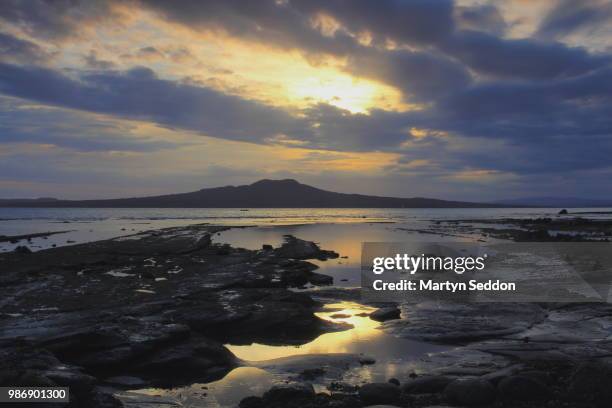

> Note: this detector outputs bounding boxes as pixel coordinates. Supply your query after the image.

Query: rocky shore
[236,216,612,408]
[436,216,612,242]
[239,300,612,408]
[0,225,341,407]
[1,220,612,408]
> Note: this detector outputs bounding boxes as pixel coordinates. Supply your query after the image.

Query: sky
[1,0,611,201]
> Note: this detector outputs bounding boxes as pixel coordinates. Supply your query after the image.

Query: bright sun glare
[288,75,386,114]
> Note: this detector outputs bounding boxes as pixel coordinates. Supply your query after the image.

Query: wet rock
[363,406,402,408]
[498,375,551,401]
[358,382,400,405]
[132,337,237,385]
[44,368,96,394]
[359,356,376,365]
[299,367,326,380]
[87,388,125,408]
[519,370,553,385]
[480,364,524,385]
[568,359,612,407]
[558,209,568,215]
[13,245,32,254]
[195,234,211,249]
[275,235,338,260]
[388,378,400,386]
[444,378,496,406]
[40,322,191,370]
[262,244,273,251]
[370,306,400,322]
[239,395,265,408]
[328,381,358,393]
[385,302,544,343]
[308,272,333,286]
[401,375,452,394]
[104,376,147,387]
[262,382,315,403]
[15,370,56,387]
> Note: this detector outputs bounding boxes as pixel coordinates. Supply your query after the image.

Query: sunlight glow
[227,302,380,361]
[288,75,382,113]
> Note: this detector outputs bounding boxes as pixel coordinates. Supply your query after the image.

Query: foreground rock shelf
[0,224,341,407]
[239,300,612,408]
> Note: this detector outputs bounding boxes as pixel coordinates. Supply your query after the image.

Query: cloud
[0,97,180,152]
[83,50,116,70]
[0,0,115,40]
[0,32,51,64]
[455,4,508,36]
[537,0,612,40]
[346,48,472,102]
[0,63,306,145]
[291,0,456,46]
[136,0,611,86]
[441,30,611,80]
[1,0,612,199]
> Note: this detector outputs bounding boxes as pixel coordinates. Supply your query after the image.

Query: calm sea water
[2,206,605,253]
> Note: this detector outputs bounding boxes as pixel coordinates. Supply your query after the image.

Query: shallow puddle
[120,301,447,408]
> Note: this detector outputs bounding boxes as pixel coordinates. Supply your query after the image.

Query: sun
[287,70,399,113]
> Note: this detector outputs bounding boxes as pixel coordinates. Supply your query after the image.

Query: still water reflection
[121,301,446,408]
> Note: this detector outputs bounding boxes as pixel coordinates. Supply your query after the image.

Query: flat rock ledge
[0,225,342,407]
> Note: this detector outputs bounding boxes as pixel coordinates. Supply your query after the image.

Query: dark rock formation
[0,225,343,405]
[444,378,497,406]
[498,375,551,401]
[358,382,401,405]
[369,306,401,322]
[402,375,452,394]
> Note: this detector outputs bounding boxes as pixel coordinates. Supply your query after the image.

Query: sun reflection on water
[227,302,380,361]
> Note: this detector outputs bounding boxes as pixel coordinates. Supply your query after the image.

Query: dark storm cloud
[454,4,507,36]
[291,0,456,46]
[441,30,611,80]
[537,0,612,40]
[138,0,611,84]
[0,0,113,39]
[346,48,472,102]
[0,0,612,188]
[139,0,362,57]
[304,103,412,150]
[0,63,307,145]
[0,62,417,152]
[0,97,179,152]
[0,32,50,64]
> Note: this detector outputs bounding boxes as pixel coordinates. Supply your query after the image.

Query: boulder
[444,378,496,406]
[370,307,400,322]
[44,368,96,394]
[498,375,551,401]
[402,376,452,394]
[568,359,612,407]
[358,382,400,405]
[275,235,338,260]
[262,382,315,403]
[132,337,236,385]
[308,273,333,286]
[13,245,32,254]
[239,396,264,408]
